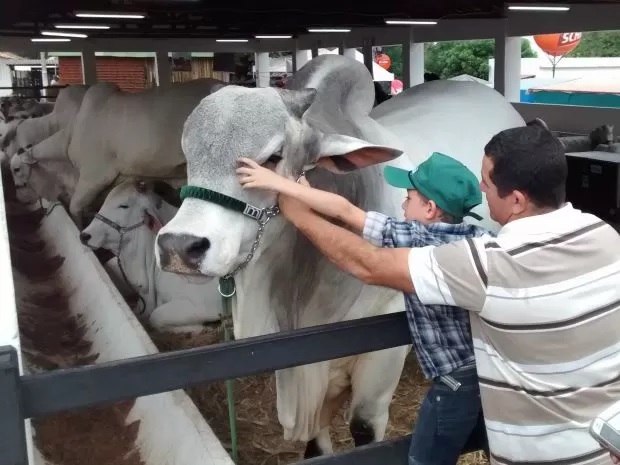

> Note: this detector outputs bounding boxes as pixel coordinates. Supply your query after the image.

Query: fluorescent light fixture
[508,5,570,11]
[31,38,71,42]
[255,35,293,39]
[385,19,438,25]
[75,11,145,19]
[42,30,88,38]
[307,28,351,33]
[55,24,111,29]
[215,39,249,42]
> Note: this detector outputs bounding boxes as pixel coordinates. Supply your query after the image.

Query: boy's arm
[276,177,367,233]
[237,157,366,233]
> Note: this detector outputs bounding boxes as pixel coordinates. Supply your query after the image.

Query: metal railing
[0,311,414,465]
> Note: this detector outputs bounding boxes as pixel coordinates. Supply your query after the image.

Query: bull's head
[9,146,38,204]
[154,84,402,277]
[80,180,167,254]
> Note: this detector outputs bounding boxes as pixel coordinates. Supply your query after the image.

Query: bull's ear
[135,179,148,193]
[275,88,317,119]
[20,147,37,165]
[313,133,403,174]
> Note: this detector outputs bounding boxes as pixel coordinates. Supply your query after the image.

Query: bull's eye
[13,167,20,173]
[266,155,282,164]
[119,204,129,209]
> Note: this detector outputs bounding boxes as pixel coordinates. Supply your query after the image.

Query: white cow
[65,78,227,224]
[79,179,222,333]
[154,54,525,456]
[0,85,89,162]
[9,128,77,205]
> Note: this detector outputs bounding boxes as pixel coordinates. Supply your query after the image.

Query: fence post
[0,345,29,465]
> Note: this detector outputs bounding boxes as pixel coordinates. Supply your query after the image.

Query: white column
[81,49,97,85]
[494,20,521,102]
[343,48,357,59]
[294,49,310,71]
[362,38,374,77]
[155,51,171,87]
[40,52,48,100]
[256,52,270,88]
[402,28,425,89]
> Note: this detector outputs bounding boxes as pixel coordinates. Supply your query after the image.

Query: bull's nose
[79,232,91,244]
[157,233,210,270]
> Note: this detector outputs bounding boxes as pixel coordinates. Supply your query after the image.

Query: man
[237,151,491,465]
[271,125,620,465]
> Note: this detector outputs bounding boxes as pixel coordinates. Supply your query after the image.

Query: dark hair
[484,124,567,209]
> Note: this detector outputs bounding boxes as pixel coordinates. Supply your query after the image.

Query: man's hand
[611,452,619,464]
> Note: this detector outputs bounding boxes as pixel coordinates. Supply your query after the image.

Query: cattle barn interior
[1,2,620,465]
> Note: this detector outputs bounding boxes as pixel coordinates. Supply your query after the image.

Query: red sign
[534,32,582,57]
[375,53,392,70]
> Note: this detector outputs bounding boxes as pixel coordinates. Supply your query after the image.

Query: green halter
[179,185,279,223]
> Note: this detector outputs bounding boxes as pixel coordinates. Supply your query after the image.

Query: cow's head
[155,84,402,277]
[9,146,38,203]
[80,179,167,254]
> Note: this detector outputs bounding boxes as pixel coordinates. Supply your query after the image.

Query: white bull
[9,128,77,205]
[153,54,525,456]
[80,179,222,333]
[0,85,89,161]
[65,78,226,224]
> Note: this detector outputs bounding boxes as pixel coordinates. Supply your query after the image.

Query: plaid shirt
[362,211,493,379]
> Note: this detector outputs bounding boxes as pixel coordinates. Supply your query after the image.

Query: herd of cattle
[0,54,530,457]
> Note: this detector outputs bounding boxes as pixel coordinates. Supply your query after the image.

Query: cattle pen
[0,159,422,465]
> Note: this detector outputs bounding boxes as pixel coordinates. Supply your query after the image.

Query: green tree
[424,38,536,80]
[569,31,620,57]
[378,39,535,81]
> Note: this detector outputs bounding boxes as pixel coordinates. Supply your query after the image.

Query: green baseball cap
[383,152,483,221]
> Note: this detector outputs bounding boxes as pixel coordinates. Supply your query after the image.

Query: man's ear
[313,132,403,174]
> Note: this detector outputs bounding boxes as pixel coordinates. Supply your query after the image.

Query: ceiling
[2,0,618,40]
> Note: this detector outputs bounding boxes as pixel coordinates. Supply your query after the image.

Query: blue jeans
[408,364,489,465]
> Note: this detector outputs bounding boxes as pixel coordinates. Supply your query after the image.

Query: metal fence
[0,311,414,465]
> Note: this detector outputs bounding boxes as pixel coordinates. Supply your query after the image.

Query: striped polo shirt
[408,202,620,465]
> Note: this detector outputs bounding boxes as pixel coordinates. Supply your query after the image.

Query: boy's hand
[236,157,287,191]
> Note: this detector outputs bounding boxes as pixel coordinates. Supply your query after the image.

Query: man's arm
[280,193,489,312]
[237,158,367,233]
[279,194,414,292]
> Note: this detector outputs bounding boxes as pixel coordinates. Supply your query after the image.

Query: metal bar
[300,435,410,465]
[0,346,29,465]
[22,312,410,418]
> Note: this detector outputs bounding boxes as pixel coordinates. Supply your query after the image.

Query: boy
[237,151,492,465]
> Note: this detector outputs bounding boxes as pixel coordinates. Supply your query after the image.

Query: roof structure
[3,0,620,40]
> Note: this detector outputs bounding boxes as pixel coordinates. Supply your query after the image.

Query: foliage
[379,39,535,81]
[569,31,620,57]
[424,38,536,80]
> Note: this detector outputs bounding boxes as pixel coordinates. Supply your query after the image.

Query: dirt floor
[151,326,489,465]
[3,166,145,465]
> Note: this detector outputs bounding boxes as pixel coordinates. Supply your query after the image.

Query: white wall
[512,102,620,134]
[489,57,620,86]
[0,62,12,97]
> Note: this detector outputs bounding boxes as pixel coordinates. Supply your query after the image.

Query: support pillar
[40,52,48,100]
[402,28,425,89]
[155,51,171,87]
[81,49,97,85]
[494,20,521,102]
[343,48,357,60]
[294,49,310,72]
[256,52,270,88]
[362,37,374,77]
